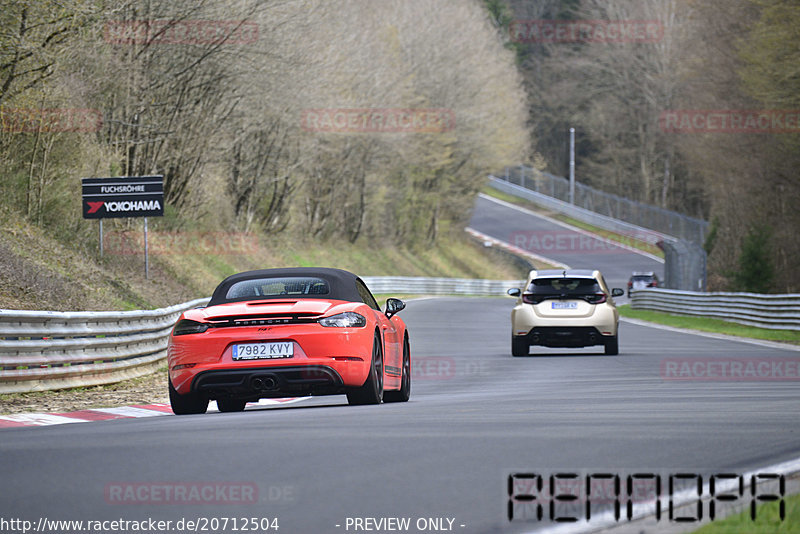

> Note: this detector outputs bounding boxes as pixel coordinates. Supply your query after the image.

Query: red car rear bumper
[168,324,374,396]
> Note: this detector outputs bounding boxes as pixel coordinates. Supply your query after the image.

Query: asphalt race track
[0,198,797,533]
[468,193,664,290]
[1,296,799,533]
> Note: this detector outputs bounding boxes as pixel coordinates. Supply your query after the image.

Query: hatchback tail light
[585,293,607,304]
[522,294,543,305]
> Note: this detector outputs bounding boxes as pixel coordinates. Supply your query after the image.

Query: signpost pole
[144,217,149,279]
[99,220,104,258]
[569,127,576,205]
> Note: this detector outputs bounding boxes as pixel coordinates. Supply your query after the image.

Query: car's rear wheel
[169,378,208,415]
[604,334,619,355]
[346,332,384,405]
[512,336,529,357]
[384,337,410,403]
[217,398,247,412]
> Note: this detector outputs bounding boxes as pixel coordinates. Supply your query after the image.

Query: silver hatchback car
[507,269,624,356]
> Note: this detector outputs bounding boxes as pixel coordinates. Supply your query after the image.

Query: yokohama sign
[82,176,164,219]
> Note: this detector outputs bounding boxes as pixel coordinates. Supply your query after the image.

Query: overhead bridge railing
[0,278,527,394]
[631,288,800,330]
[0,298,209,394]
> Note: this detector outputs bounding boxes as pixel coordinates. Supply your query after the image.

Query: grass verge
[692,491,800,533]
[0,208,527,312]
[481,185,664,258]
[619,305,800,344]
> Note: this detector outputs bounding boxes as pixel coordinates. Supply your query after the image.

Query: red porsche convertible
[167,268,410,414]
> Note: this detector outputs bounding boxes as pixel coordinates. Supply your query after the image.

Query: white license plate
[232,342,294,360]
[551,301,578,309]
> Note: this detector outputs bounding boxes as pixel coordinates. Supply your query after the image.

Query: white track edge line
[620,316,800,352]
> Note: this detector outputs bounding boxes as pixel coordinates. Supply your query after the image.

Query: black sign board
[82,176,164,219]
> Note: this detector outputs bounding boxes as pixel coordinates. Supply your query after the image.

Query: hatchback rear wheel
[604,334,619,355]
[512,336,529,357]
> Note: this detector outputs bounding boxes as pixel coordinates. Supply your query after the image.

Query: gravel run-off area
[0,370,169,415]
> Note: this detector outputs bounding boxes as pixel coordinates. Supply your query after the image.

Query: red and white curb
[0,398,308,428]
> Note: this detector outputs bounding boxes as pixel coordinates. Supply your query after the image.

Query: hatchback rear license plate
[232,342,294,360]
[551,301,578,309]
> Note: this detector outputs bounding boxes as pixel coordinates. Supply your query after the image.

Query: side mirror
[384,298,406,318]
[507,288,521,298]
[611,288,624,297]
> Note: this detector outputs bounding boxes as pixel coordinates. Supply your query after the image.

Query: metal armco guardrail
[495,167,709,245]
[0,279,526,394]
[488,175,675,245]
[0,298,208,394]
[488,174,709,292]
[362,276,523,296]
[631,288,800,330]
[3,280,797,394]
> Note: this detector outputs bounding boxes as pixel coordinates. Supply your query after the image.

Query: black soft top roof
[208,267,364,306]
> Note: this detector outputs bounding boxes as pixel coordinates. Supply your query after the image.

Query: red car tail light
[173,319,209,336]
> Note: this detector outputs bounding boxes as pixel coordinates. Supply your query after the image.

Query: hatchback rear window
[225,277,330,299]
[527,278,600,295]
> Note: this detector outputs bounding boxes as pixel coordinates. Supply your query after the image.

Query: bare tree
[0,1,99,106]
